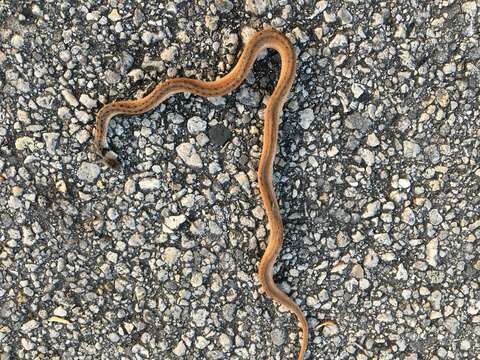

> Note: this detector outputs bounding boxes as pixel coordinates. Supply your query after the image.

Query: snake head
[102,150,122,170]
[94,140,122,170]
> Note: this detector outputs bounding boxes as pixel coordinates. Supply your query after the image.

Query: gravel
[1,1,479,359]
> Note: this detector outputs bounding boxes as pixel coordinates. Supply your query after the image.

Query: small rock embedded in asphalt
[208,124,232,146]
[77,162,101,183]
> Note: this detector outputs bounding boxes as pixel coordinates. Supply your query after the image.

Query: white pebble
[176,143,203,168]
[187,116,207,134]
[163,215,186,233]
[139,178,161,191]
[77,162,101,183]
[329,34,347,48]
[299,108,315,129]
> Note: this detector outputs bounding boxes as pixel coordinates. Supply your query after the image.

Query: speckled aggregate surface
[1,1,480,359]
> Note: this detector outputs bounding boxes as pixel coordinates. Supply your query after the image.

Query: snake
[94,28,309,359]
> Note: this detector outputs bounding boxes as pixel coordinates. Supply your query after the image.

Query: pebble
[351,264,364,279]
[11,34,24,49]
[426,239,439,267]
[443,62,456,75]
[77,162,101,183]
[366,133,379,147]
[362,200,381,218]
[208,124,231,146]
[139,178,161,191]
[116,52,134,74]
[190,272,203,287]
[42,133,60,154]
[141,31,159,45]
[53,306,67,317]
[444,317,460,334]
[234,172,251,194]
[15,136,35,151]
[105,70,121,84]
[21,338,34,351]
[245,0,270,15]
[187,116,207,134]
[462,2,477,16]
[192,308,208,327]
[219,333,232,350]
[338,7,353,24]
[329,34,348,48]
[401,207,416,225]
[127,69,144,82]
[299,108,315,129]
[61,89,79,107]
[21,319,39,333]
[399,50,416,70]
[176,143,203,168]
[345,113,371,131]
[398,178,411,189]
[403,140,421,158]
[128,233,144,247]
[351,83,365,98]
[236,87,261,107]
[359,148,375,166]
[173,341,186,356]
[364,249,379,268]
[436,89,449,108]
[163,215,186,233]
[271,328,286,346]
[107,208,119,221]
[162,247,181,266]
[108,9,122,22]
[429,209,443,226]
[79,94,97,109]
[160,46,178,62]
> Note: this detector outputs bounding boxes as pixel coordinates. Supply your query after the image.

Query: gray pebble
[77,162,101,183]
[105,70,121,84]
[162,247,181,266]
[271,328,286,346]
[429,209,443,226]
[338,7,353,24]
[351,83,365,99]
[187,116,207,134]
[345,113,371,131]
[42,132,60,155]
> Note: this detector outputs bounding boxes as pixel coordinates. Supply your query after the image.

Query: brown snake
[94,28,310,359]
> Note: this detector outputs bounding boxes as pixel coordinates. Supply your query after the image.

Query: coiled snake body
[94,28,309,359]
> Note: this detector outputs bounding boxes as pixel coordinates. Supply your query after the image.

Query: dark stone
[208,124,232,146]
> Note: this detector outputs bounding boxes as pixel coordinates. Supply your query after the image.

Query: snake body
[94,28,308,359]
